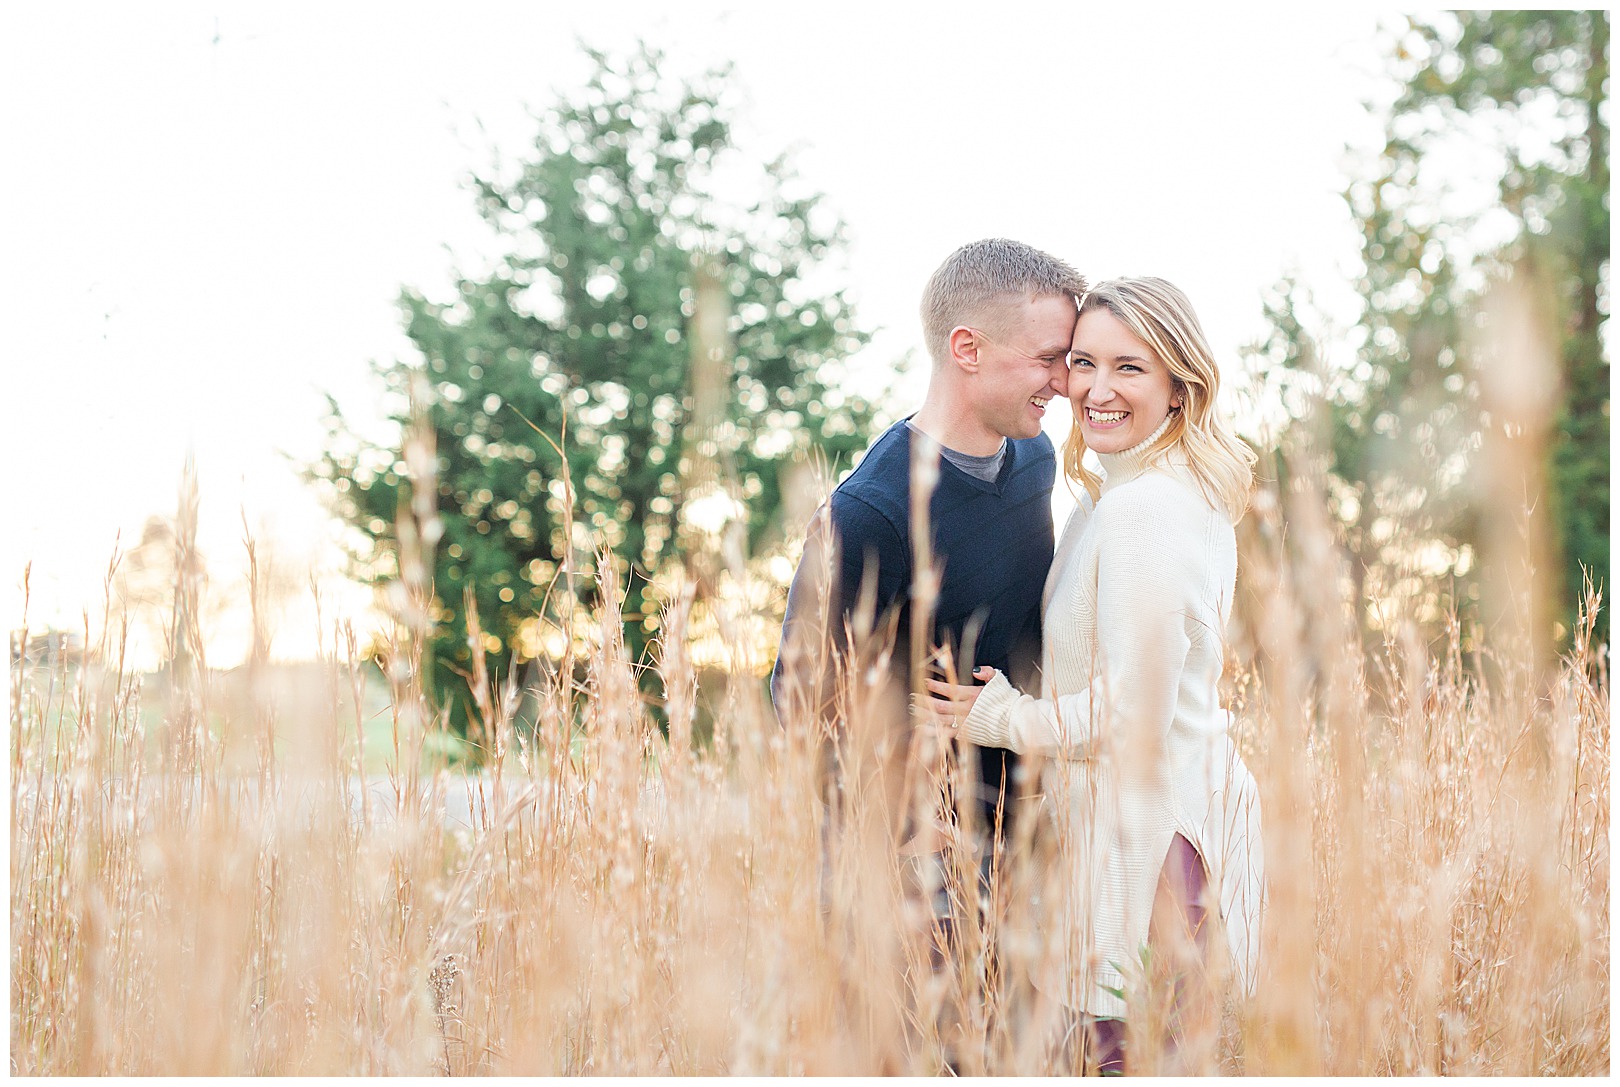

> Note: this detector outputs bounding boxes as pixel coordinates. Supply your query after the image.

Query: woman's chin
[1084,430,1131,453]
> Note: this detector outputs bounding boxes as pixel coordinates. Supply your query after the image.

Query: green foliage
[1255,11,1609,645]
[1399,10,1611,644]
[313,44,876,740]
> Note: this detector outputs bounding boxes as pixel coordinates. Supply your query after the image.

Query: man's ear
[947,326,982,374]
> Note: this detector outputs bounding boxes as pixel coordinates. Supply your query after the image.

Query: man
[771,237,1084,841]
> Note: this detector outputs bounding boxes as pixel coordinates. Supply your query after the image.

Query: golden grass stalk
[9,425,1608,1076]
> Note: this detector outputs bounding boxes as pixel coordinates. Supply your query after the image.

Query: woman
[926,277,1264,1074]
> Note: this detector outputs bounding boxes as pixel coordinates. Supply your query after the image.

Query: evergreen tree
[313,45,876,740]
[1254,11,1609,647]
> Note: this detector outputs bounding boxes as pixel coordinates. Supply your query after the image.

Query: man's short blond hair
[919,238,1087,366]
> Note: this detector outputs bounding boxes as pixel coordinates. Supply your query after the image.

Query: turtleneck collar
[1095,411,1177,494]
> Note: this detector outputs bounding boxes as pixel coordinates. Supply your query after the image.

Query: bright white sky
[3,2,1398,667]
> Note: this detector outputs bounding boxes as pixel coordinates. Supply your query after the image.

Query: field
[9,468,1610,1077]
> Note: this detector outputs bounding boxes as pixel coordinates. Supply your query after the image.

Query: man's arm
[770,505,838,723]
[770,494,908,726]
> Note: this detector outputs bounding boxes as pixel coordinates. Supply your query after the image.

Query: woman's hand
[921,665,998,731]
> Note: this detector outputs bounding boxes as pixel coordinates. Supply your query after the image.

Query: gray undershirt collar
[905,420,1006,483]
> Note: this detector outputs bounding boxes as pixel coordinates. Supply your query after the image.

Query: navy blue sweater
[772,418,1057,824]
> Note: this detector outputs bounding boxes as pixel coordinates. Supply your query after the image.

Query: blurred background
[8,11,1608,1075]
[3,6,1607,731]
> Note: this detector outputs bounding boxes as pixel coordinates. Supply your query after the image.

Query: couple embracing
[771,239,1264,1074]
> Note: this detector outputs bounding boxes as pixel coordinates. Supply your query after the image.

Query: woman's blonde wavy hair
[1064,277,1255,522]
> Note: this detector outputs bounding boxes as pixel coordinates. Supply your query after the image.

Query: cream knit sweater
[961,417,1264,1017]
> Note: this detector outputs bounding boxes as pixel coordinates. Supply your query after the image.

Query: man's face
[964,294,1078,440]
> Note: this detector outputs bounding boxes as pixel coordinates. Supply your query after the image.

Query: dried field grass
[9,447,1609,1076]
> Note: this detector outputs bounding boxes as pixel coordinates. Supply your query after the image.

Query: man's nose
[1051,362,1069,397]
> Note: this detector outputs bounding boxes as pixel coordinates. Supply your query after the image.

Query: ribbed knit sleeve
[960,668,1102,759]
[959,670,1019,748]
[960,472,1209,761]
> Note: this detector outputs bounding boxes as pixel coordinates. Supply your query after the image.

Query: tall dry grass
[10,413,1609,1075]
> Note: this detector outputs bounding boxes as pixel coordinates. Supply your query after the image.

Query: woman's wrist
[960,671,1019,749]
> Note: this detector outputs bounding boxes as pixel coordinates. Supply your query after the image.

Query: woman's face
[1068,306,1180,455]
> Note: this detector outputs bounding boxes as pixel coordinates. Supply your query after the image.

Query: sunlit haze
[3,3,1396,667]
